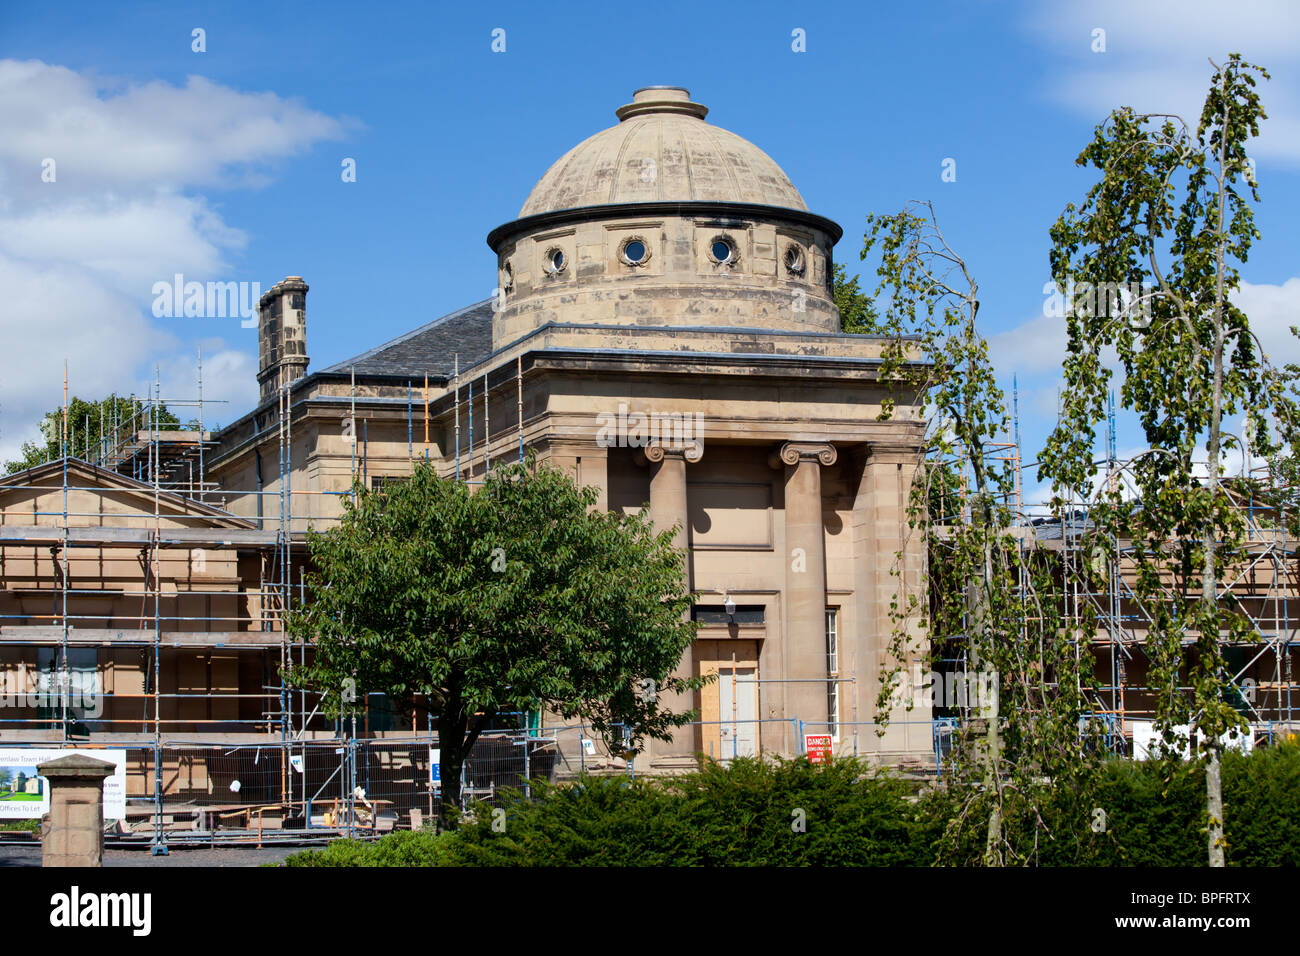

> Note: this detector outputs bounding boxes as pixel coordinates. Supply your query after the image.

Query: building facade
[0,89,934,809]
[208,86,932,766]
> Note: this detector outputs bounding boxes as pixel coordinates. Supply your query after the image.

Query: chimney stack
[257,276,309,404]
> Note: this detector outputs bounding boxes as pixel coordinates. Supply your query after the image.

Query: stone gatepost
[37,754,114,867]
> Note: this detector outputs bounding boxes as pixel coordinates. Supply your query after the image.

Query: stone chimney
[257,276,310,404]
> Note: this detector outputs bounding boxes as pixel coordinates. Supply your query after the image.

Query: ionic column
[643,440,702,762]
[776,441,837,737]
[647,445,690,546]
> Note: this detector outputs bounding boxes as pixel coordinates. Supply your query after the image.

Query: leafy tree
[863,201,1102,865]
[3,394,181,474]
[832,262,881,334]
[286,458,703,828]
[1039,55,1293,867]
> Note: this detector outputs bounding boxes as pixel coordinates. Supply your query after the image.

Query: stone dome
[519,87,807,217]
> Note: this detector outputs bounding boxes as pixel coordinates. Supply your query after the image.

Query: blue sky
[2,0,1298,500]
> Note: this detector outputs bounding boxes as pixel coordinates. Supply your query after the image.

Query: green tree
[4,394,182,474]
[1039,55,1293,867]
[286,458,704,827]
[832,262,881,334]
[863,201,1102,865]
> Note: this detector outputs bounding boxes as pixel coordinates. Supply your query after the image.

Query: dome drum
[486,89,844,349]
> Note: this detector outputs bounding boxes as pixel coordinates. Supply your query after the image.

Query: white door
[718,667,757,758]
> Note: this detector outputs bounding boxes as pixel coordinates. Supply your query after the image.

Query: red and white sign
[804,734,833,764]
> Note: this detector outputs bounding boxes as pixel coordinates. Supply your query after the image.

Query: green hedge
[286,757,930,867]
[283,744,1300,867]
[1078,743,1300,866]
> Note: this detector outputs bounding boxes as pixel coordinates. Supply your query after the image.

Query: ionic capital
[770,441,837,469]
[641,439,704,464]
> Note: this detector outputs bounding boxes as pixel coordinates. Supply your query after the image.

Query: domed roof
[519,87,807,217]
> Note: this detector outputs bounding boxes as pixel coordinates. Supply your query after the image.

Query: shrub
[284,829,452,867]
[1222,742,1300,865]
[284,756,927,867]
[280,745,1300,867]
[0,819,40,834]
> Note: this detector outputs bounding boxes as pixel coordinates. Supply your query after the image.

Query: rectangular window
[365,692,397,733]
[825,608,840,741]
[371,475,409,513]
[691,604,765,626]
[35,647,100,723]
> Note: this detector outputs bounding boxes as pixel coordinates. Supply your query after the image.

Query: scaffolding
[0,351,540,849]
[1035,452,1300,738]
[925,378,1300,750]
[8,337,1296,852]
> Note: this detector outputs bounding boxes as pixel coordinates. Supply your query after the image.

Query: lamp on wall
[724,595,736,622]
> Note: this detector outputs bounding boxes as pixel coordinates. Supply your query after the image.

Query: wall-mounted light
[724,595,736,621]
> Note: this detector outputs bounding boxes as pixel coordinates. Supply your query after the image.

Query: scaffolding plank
[0,626,286,646]
[0,526,287,547]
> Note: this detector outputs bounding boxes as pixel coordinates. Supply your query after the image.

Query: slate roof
[319,299,495,378]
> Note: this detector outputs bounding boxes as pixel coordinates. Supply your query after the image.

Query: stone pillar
[854,443,929,759]
[776,441,836,749]
[643,440,702,764]
[37,754,114,867]
[576,447,609,512]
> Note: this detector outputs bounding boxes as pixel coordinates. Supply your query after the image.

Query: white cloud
[989,311,1067,378]
[0,61,345,194]
[0,194,246,293]
[1024,0,1300,164]
[0,59,348,463]
[989,276,1298,505]
[0,256,164,457]
[1237,276,1300,366]
[144,341,259,431]
[989,275,1300,381]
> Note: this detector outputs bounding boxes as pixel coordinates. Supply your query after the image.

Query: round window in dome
[544,248,567,274]
[784,244,806,276]
[711,237,736,265]
[622,239,648,265]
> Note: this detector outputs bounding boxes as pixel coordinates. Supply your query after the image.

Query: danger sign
[804,734,833,764]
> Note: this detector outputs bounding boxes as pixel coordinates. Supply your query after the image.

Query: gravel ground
[0,842,306,867]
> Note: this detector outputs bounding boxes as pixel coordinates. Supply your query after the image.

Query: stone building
[206,86,933,765]
[0,87,933,785]
[6,88,1297,812]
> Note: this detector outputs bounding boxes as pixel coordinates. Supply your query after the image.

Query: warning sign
[804,734,833,764]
